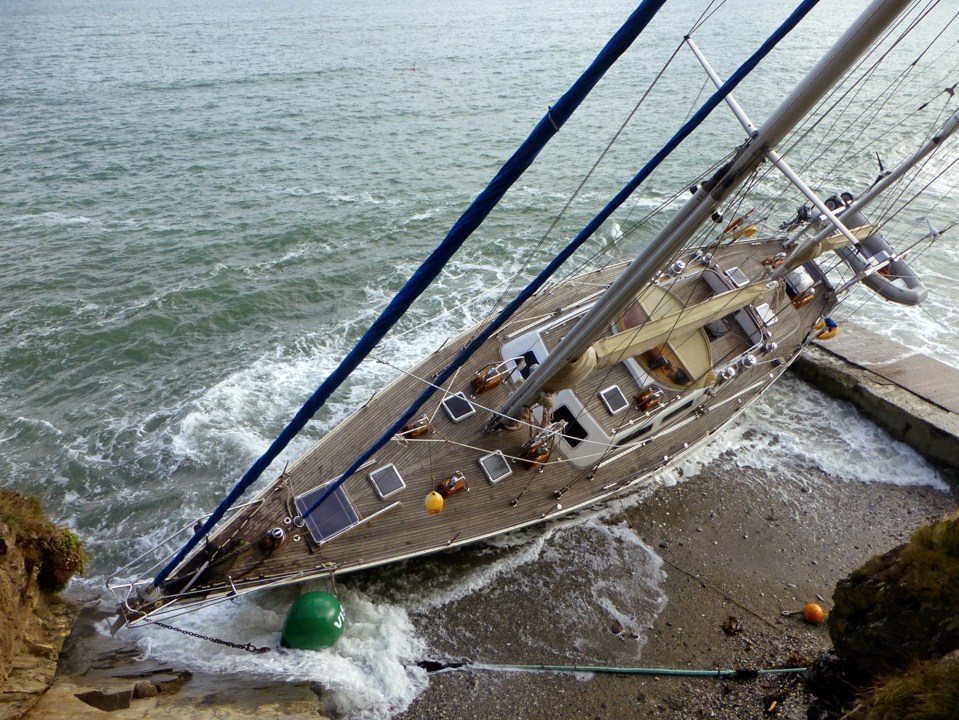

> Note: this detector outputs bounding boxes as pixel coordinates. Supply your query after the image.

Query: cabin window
[599,385,629,415]
[294,482,360,544]
[478,450,512,484]
[661,397,696,423]
[368,464,406,499]
[552,404,589,448]
[614,422,653,447]
[441,392,476,423]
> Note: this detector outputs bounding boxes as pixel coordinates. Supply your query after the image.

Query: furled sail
[151,0,671,588]
[781,224,877,274]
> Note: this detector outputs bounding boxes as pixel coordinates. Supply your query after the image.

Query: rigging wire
[778,0,939,169]
[465,36,690,344]
[150,0,674,588]
[471,0,744,334]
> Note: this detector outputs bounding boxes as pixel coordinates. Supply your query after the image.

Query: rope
[471,33,689,342]
[422,659,807,679]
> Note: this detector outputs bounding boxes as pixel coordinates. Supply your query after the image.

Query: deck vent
[441,392,476,423]
[599,385,629,415]
[478,450,513,484]
[368,464,406,499]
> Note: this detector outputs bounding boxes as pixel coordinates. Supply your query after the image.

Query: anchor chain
[148,619,270,654]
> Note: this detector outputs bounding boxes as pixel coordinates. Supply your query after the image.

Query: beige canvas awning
[541,280,776,392]
[591,280,775,369]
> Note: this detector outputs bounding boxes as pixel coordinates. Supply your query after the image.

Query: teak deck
[126,237,833,617]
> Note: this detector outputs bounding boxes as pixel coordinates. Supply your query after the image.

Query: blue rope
[299,0,822,523]
[154,0,668,587]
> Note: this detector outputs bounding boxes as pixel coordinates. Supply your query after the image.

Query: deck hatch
[295,483,360,544]
[519,350,539,379]
[368,464,406,499]
[726,266,749,287]
[599,385,629,415]
[552,404,589,448]
[441,392,476,423]
[478,451,512,484]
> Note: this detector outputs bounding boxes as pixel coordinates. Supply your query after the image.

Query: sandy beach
[398,457,956,720]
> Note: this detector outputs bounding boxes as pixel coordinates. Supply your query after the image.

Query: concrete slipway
[791,323,959,477]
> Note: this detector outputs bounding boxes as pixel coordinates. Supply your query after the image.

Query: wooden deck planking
[159,239,836,605]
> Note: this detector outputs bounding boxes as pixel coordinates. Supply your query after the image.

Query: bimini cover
[604,283,719,385]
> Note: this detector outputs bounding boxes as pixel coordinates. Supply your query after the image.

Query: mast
[498,0,913,422]
[150,0,670,589]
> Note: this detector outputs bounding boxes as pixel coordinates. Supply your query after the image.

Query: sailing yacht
[109,0,958,626]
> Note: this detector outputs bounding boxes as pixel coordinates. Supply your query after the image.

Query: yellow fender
[815,320,839,340]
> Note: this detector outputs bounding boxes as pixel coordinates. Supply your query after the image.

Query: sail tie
[547,106,559,131]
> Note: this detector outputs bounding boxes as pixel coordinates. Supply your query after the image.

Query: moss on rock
[845,654,959,720]
[828,511,959,681]
[0,491,87,593]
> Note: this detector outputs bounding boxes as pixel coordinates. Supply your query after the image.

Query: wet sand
[398,459,956,720]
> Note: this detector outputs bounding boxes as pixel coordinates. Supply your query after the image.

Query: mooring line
[418,659,807,678]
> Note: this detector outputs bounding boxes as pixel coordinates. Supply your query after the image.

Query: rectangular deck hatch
[295,483,360,544]
[599,385,629,415]
[478,450,512,484]
[441,392,476,423]
[552,404,589,448]
[726,266,749,288]
[368,464,406,499]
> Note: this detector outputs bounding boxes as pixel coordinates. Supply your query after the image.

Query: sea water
[2,0,957,717]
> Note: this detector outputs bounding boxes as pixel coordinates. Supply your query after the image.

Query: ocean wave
[4,212,94,227]
[260,184,390,206]
[723,376,947,492]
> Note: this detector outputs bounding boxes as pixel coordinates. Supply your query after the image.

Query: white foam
[717,376,947,492]
[169,338,351,471]
[260,184,389,206]
[4,212,94,227]
[128,586,426,720]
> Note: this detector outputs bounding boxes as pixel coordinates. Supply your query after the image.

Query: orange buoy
[803,602,825,624]
[425,491,444,514]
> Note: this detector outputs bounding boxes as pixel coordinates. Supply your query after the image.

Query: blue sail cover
[298,0,823,523]
[155,0,668,586]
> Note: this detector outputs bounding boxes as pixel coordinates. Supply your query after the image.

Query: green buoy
[281,591,346,650]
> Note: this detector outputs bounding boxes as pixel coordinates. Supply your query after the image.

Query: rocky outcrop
[829,513,959,679]
[0,491,85,719]
[25,604,331,720]
[1,490,329,719]
[807,511,959,714]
